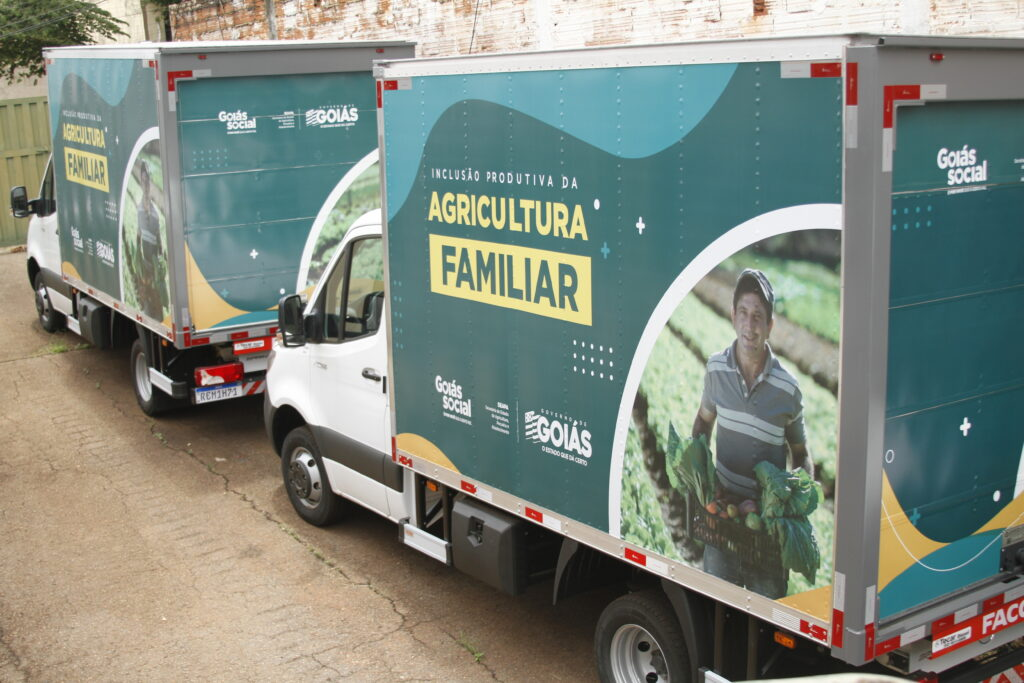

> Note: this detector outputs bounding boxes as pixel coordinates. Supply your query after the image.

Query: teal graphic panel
[384,61,844,604]
[880,100,1024,620]
[177,71,376,330]
[49,58,159,301]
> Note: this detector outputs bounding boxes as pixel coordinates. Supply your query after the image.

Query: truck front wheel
[281,426,346,526]
[595,591,690,683]
[130,338,173,416]
[33,272,64,333]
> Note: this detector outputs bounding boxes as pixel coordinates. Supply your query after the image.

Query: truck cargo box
[22,40,412,412]
[376,35,1024,675]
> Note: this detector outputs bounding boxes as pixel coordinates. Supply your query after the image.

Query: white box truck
[11,40,413,414]
[265,35,1024,681]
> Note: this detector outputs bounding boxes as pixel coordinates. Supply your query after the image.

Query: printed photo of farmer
[122,141,170,322]
[692,269,812,598]
[619,229,839,603]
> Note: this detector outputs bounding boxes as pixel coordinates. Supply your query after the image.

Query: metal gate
[0,96,50,247]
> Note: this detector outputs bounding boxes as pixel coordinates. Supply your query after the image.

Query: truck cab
[264,210,402,523]
[12,158,70,333]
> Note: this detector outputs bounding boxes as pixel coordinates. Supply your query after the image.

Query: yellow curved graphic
[395,433,460,473]
[184,244,248,331]
[878,472,1024,591]
[777,585,832,622]
[62,261,82,281]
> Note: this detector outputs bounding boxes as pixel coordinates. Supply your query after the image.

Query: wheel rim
[133,348,153,403]
[287,447,322,509]
[609,623,670,683]
[35,282,51,321]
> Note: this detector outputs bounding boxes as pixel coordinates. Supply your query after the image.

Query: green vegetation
[620,426,682,561]
[0,0,127,82]
[306,161,380,289]
[456,633,486,663]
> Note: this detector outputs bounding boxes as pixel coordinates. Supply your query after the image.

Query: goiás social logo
[937,145,988,186]
[524,408,592,465]
[435,375,472,424]
[305,105,359,129]
[219,110,256,134]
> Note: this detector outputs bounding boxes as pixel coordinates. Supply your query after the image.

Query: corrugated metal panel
[0,96,51,247]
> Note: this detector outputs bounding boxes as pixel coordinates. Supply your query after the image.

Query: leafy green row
[720,254,841,344]
[620,425,683,561]
[635,326,708,455]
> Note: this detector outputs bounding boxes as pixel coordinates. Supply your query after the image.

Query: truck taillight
[194,362,243,387]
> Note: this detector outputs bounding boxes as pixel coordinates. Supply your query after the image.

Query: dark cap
[734,268,774,319]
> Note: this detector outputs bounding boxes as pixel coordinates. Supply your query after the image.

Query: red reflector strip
[230,331,249,340]
[846,62,859,106]
[525,507,543,522]
[832,609,845,648]
[875,635,901,656]
[167,70,193,92]
[383,79,399,91]
[624,548,646,566]
[189,336,210,347]
[985,595,1006,611]
[391,437,397,462]
[883,84,921,128]
[233,336,271,355]
[461,481,477,494]
[376,80,383,108]
[810,62,842,78]
[800,621,829,643]
[865,623,876,662]
[243,380,264,395]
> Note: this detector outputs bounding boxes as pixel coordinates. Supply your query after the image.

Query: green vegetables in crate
[754,461,822,583]
[664,423,714,506]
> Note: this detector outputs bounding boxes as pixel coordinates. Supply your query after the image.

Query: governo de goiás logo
[305,105,359,129]
[524,408,593,466]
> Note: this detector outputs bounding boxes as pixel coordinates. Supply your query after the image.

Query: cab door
[307,228,393,515]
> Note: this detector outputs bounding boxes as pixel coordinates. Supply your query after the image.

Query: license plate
[193,382,243,404]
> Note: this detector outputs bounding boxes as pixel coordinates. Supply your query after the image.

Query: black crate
[691,504,782,568]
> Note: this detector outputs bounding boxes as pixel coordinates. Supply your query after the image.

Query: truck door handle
[361,368,382,382]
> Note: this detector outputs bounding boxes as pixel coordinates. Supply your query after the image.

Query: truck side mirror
[10,186,29,218]
[278,294,306,347]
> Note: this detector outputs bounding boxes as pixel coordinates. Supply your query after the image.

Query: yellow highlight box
[64,147,109,192]
[429,234,592,326]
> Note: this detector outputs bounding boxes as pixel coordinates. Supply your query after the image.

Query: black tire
[595,591,691,683]
[281,426,346,526]
[130,338,173,416]
[33,271,65,333]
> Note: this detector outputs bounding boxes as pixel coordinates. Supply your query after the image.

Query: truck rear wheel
[33,272,64,333]
[281,426,346,526]
[131,338,173,416]
[595,591,690,683]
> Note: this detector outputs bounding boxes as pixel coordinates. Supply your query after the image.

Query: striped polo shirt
[699,342,807,499]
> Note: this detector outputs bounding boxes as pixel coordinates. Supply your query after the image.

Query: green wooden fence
[1,96,50,247]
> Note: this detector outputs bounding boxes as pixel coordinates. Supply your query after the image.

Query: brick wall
[170,0,1024,54]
